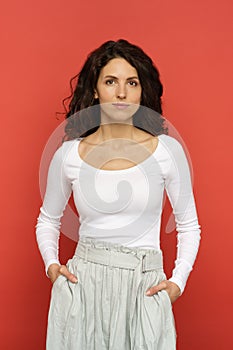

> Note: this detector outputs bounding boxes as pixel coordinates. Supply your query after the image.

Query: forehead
[99,58,139,77]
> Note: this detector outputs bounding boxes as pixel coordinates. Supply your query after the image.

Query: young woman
[36,39,201,349]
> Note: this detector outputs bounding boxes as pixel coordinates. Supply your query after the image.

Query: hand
[145,280,181,304]
[47,263,78,284]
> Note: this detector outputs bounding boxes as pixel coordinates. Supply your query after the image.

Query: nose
[116,83,126,99]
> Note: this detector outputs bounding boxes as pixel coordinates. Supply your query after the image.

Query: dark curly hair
[63,39,168,140]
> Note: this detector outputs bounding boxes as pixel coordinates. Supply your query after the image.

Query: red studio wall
[1,1,233,349]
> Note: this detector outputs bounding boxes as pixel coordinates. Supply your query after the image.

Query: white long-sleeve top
[35,133,201,294]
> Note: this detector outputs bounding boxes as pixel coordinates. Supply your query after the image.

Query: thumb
[145,280,167,296]
[59,265,78,283]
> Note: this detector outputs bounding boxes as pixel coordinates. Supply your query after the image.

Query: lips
[112,103,130,109]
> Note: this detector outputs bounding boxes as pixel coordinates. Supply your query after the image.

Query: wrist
[168,277,184,295]
[45,259,61,277]
[47,263,61,280]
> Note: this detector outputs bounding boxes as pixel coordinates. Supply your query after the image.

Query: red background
[1,1,233,349]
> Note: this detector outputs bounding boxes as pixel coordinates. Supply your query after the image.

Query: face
[94,57,142,123]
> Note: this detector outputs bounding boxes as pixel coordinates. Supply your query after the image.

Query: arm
[164,138,201,294]
[146,136,201,300]
[35,143,74,280]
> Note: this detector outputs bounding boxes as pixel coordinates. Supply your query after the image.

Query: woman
[36,39,201,349]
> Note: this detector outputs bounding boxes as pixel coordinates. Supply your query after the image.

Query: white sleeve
[164,137,201,294]
[35,144,72,276]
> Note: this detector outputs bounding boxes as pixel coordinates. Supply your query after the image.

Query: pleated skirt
[46,237,176,349]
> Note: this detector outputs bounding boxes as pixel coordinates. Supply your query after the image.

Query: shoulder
[51,139,80,165]
[159,134,183,150]
[158,134,187,157]
[58,138,80,153]
[157,134,191,173]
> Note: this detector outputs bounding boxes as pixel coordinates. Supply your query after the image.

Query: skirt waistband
[74,237,163,272]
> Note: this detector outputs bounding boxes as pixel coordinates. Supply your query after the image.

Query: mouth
[112,103,130,109]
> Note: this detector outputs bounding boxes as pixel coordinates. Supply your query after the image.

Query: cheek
[131,89,142,102]
[99,88,115,100]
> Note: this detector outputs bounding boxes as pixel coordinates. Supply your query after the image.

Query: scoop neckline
[76,135,162,173]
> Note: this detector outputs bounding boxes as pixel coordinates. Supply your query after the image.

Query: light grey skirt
[46,237,176,350]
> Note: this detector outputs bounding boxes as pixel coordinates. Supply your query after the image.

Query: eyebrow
[103,75,139,80]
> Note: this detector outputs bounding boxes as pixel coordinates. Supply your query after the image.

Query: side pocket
[49,276,74,331]
[52,274,66,289]
[161,289,172,308]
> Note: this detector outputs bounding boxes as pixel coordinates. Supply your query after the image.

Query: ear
[94,90,98,99]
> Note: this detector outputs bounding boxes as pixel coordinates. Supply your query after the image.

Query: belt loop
[109,251,113,270]
[141,254,146,273]
[84,245,89,264]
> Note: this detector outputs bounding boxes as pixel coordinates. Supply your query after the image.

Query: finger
[145,280,167,296]
[59,265,78,283]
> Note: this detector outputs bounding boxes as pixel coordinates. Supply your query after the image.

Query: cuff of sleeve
[168,276,185,295]
[45,259,61,277]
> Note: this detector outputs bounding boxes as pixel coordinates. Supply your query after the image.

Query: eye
[128,81,138,86]
[105,79,115,85]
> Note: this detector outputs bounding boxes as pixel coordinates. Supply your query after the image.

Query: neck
[96,123,139,141]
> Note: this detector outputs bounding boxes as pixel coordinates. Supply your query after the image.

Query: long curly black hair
[63,39,168,140]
